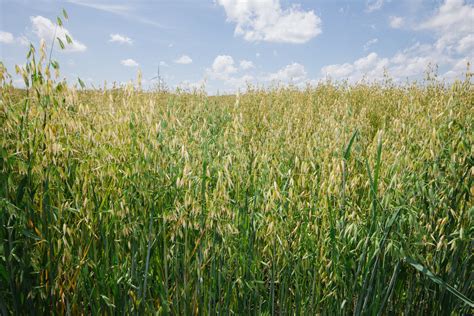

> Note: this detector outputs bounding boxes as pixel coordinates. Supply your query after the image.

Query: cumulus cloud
[187,57,313,92]
[354,52,387,71]
[418,0,474,53]
[0,31,30,46]
[240,59,254,70]
[0,31,14,44]
[204,55,255,90]
[322,46,441,82]
[321,53,388,81]
[321,63,355,79]
[266,62,307,83]
[442,57,471,80]
[389,16,404,28]
[174,55,193,64]
[207,55,238,80]
[121,58,139,67]
[222,74,254,90]
[419,0,473,32]
[457,34,474,54]
[321,42,464,82]
[176,78,207,91]
[321,0,473,82]
[216,0,322,44]
[30,16,86,52]
[109,33,133,45]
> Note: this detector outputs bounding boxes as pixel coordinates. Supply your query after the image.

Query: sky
[0,0,473,93]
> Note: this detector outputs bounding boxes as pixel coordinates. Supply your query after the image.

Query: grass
[0,18,473,314]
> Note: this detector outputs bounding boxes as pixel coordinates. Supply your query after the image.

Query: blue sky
[1,0,473,93]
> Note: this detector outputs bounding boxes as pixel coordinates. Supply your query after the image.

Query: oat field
[0,39,473,314]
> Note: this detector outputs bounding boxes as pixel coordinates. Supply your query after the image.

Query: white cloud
[419,0,473,33]
[364,38,378,51]
[0,31,14,44]
[457,34,474,54]
[390,42,454,78]
[203,55,255,90]
[322,47,435,82]
[226,74,254,89]
[320,0,473,83]
[354,52,385,71]
[366,0,384,12]
[442,57,471,80]
[217,0,322,44]
[321,63,354,78]
[418,0,474,53]
[109,33,133,45]
[267,62,307,82]
[321,43,455,82]
[30,16,86,52]
[389,16,404,28]
[159,61,169,67]
[174,55,193,64]
[240,59,254,70]
[121,58,139,67]
[0,31,30,46]
[324,48,431,81]
[207,55,237,79]
[176,79,207,91]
